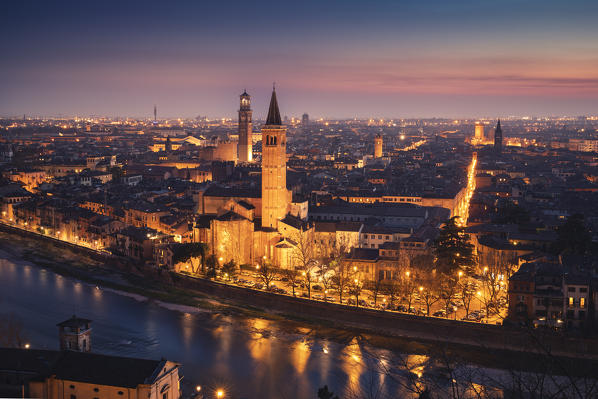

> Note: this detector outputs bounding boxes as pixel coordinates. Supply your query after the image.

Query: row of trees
[172,217,511,318]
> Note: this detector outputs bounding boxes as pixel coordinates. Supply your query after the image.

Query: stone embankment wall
[172,273,598,360]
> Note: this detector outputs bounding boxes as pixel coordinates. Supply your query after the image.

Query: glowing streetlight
[216,389,224,398]
[419,286,423,292]
[405,271,410,278]
[24,343,30,349]
[196,386,202,392]
[255,265,260,270]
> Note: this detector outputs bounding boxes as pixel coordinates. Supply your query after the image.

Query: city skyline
[2,0,598,118]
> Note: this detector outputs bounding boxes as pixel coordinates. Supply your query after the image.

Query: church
[196,88,308,270]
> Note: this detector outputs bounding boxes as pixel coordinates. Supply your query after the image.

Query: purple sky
[2,0,598,119]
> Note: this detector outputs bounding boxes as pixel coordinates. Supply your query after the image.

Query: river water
[9,250,583,398]
[1,251,445,398]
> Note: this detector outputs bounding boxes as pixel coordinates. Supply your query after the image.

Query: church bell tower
[261,87,288,229]
[238,90,253,162]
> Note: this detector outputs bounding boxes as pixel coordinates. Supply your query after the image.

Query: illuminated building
[474,122,484,142]
[374,134,383,158]
[237,90,253,162]
[261,87,290,229]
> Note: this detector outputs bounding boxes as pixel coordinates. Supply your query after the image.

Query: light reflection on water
[0,252,497,398]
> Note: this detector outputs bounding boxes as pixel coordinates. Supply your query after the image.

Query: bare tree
[283,268,300,297]
[318,261,335,302]
[291,226,318,298]
[381,280,401,309]
[331,260,351,304]
[256,259,278,290]
[418,281,440,316]
[368,277,384,307]
[0,312,26,348]
[440,275,459,317]
[460,278,477,316]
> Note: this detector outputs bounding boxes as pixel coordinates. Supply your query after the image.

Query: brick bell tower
[261,86,288,229]
[238,90,253,162]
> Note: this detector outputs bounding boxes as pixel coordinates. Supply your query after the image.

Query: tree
[0,313,26,348]
[494,201,530,224]
[418,283,440,316]
[433,217,475,276]
[205,254,218,278]
[367,277,384,307]
[318,262,335,302]
[331,261,351,304]
[172,243,208,274]
[110,166,123,182]
[440,275,459,317]
[220,260,237,281]
[349,277,363,306]
[459,279,477,316]
[256,260,277,290]
[552,213,593,255]
[317,386,339,399]
[401,274,418,311]
[381,280,401,309]
[283,268,300,297]
[291,226,318,298]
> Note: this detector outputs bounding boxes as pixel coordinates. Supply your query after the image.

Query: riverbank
[1,227,598,379]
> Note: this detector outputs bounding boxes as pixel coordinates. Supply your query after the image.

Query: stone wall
[171,272,598,360]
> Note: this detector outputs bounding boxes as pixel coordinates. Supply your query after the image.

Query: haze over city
[2,2,598,399]
[2,0,598,118]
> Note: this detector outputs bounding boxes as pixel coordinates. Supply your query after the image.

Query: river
[0,250,447,398]
[2,250,591,399]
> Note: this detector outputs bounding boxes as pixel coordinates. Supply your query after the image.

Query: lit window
[580,298,585,309]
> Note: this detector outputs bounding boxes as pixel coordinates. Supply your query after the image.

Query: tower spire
[265,86,282,126]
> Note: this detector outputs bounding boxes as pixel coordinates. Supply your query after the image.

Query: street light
[405,271,410,278]
[216,389,224,398]
[196,386,202,393]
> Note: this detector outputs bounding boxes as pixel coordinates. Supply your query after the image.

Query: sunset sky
[2,0,598,119]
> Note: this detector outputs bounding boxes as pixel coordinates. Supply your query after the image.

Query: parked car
[396,305,408,312]
[347,298,356,305]
[463,312,481,321]
[433,310,446,317]
[312,284,323,291]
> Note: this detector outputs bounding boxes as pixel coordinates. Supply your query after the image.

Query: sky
[1,0,598,119]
